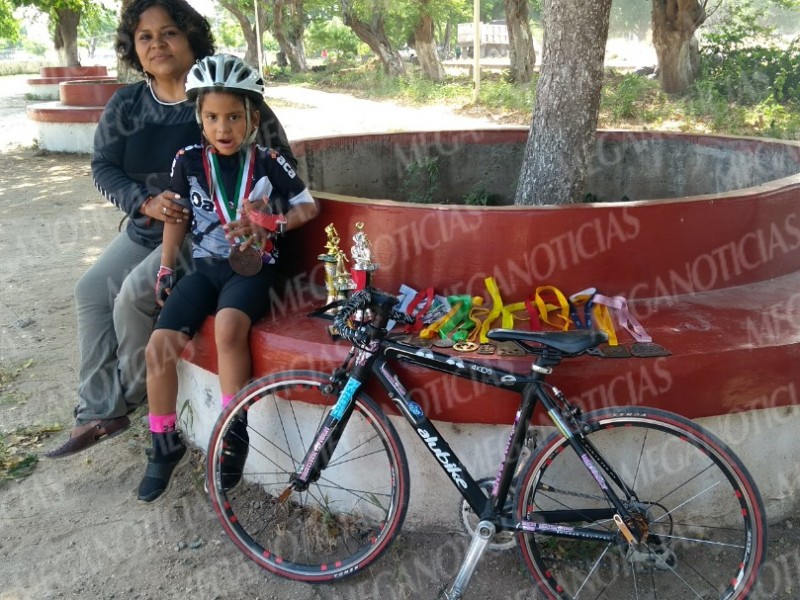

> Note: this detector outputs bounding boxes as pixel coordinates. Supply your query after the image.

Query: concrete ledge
[26,76,114,100]
[59,80,125,107]
[178,363,800,528]
[25,118,97,153]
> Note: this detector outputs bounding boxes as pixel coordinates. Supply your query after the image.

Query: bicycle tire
[206,370,410,582]
[515,406,767,600]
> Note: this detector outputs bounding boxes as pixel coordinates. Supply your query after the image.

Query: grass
[0,424,63,486]
[278,60,800,140]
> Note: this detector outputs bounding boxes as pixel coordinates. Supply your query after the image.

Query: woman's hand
[143,192,190,224]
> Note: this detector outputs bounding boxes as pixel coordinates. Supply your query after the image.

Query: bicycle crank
[459,478,515,551]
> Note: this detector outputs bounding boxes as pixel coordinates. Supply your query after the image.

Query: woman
[46,0,295,458]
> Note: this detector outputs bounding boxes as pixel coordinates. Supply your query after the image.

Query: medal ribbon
[533,285,572,331]
[478,277,529,343]
[593,293,652,343]
[202,145,256,245]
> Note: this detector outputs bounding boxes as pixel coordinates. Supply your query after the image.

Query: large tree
[339,0,404,76]
[273,0,308,72]
[504,0,536,84]
[514,0,612,206]
[651,0,715,94]
[13,0,93,66]
[411,0,444,81]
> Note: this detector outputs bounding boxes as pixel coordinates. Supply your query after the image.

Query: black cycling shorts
[155,258,275,337]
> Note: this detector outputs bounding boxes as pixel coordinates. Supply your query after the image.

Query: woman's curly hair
[115,0,215,74]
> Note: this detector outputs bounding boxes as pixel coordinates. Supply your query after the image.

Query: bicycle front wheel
[516,407,767,600]
[207,370,410,582]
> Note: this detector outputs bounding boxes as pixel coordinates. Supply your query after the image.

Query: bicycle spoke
[515,408,766,600]
[208,373,409,582]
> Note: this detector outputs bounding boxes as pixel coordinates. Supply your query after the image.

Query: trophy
[350,222,379,291]
[318,223,342,310]
[333,248,357,301]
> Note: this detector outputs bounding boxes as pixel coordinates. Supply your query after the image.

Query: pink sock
[149,413,177,433]
[221,393,235,408]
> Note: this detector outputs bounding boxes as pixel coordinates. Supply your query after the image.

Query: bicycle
[206,287,767,599]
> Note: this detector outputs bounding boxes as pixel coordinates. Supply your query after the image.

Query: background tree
[305,15,363,59]
[411,0,445,81]
[218,0,268,68]
[78,1,114,59]
[504,0,535,83]
[515,0,613,206]
[651,0,718,94]
[272,0,308,71]
[13,0,95,65]
[339,0,404,76]
[0,0,20,41]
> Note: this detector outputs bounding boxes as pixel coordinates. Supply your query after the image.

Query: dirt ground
[1,73,799,600]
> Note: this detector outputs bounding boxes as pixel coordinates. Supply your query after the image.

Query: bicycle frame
[294,335,640,547]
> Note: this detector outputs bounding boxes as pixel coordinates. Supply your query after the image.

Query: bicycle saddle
[486,329,608,355]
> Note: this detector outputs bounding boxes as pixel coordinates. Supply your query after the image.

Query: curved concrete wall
[293,129,800,204]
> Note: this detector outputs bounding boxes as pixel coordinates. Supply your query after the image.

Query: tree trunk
[414,12,444,82]
[340,0,404,76]
[219,0,263,69]
[652,0,706,94]
[273,0,308,72]
[504,0,536,84]
[514,0,612,206]
[53,8,81,67]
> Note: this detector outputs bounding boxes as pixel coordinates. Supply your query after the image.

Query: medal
[433,338,456,348]
[453,341,478,352]
[203,145,259,274]
[228,245,262,276]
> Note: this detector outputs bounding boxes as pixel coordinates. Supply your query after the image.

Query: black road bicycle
[206,288,767,599]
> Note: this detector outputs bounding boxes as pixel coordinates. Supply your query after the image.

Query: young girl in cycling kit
[137,54,318,502]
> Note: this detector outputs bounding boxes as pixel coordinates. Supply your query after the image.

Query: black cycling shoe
[137,430,188,503]
[220,417,249,491]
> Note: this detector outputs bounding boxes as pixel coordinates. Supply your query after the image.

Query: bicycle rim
[207,371,410,582]
[515,407,767,600]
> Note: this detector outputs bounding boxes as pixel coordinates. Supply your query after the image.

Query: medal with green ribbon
[202,145,261,276]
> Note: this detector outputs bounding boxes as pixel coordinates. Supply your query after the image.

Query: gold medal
[229,245,262,276]
[453,341,478,352]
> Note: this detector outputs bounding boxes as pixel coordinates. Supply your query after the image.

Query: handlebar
[333,288,415,346]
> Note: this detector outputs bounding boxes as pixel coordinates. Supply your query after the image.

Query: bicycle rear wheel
[515,407,766,599]
[207,370,410,582]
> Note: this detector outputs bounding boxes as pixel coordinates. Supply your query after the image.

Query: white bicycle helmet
[186,54,264,147]
[186,54,264,103]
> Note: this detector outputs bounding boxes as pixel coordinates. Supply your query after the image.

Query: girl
[137,54,318,502]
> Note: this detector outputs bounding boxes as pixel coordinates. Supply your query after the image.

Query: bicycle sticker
[331,377,361,420]
[407,401,424,418]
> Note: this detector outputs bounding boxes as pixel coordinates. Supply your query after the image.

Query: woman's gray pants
[73,230,190,425]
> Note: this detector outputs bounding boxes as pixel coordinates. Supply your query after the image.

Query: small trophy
[350,222,379,291]
[318,224,342,311]
[333,248,357,301]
